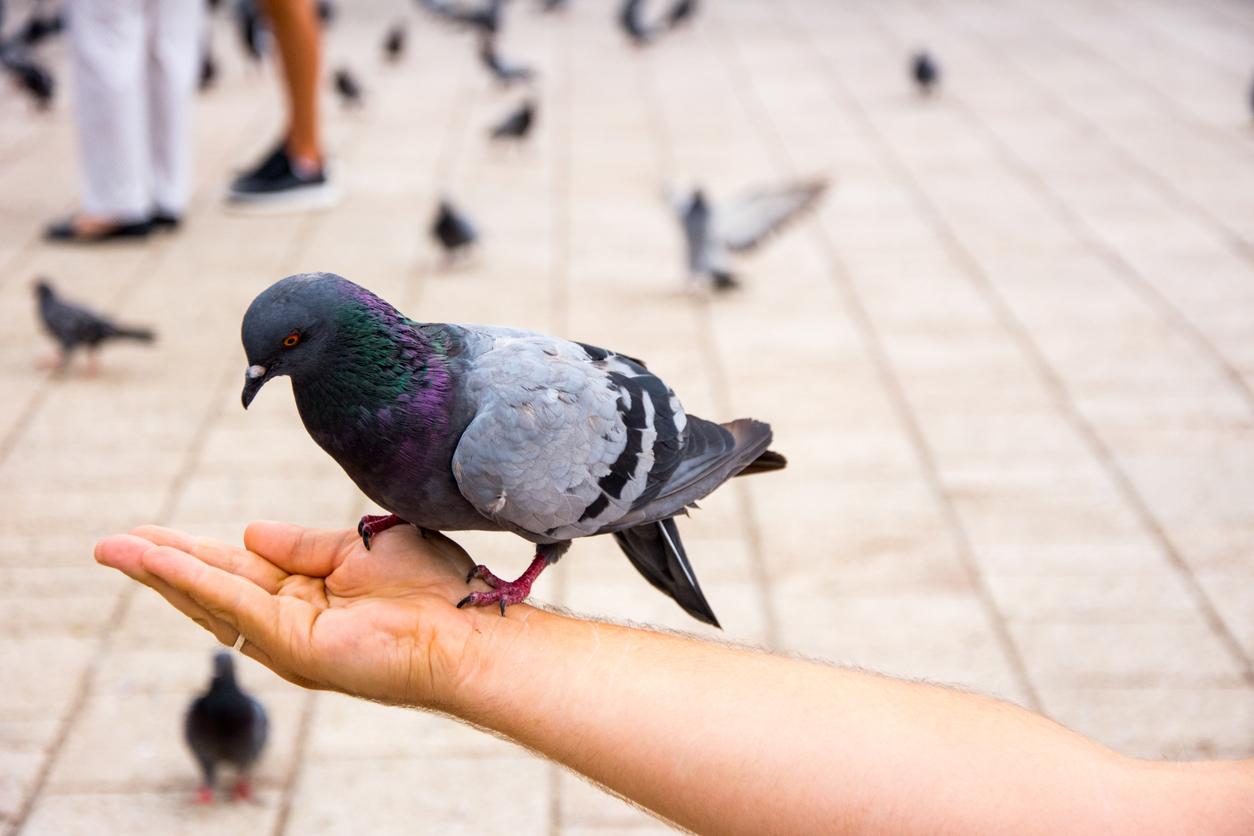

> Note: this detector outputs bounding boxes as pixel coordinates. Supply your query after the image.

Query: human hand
[94,522,518,709]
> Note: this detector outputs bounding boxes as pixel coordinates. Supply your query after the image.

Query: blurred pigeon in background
[619,0,658,45]
[540,0,567,12]
[235,0,265,63]
[490,98,536,141]
[333,67,363,106]
[421,0,502,35]
[912,50,939,95]
[33,279,155,371]
[671,179,829,292]
[431,199,478,260]
[666,0,695,28]
[199,47,218,91]
[1,49,54,109]
[17,6,63,47]
[239,272,786,625]
[383,23,406,62]
[478,34,533,86]
[185,652,269,804]
[316,0,335,25]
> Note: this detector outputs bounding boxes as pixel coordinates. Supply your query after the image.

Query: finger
[97,535,238,645]
[140,546,288,653]
[132,525,288,593]
[243,521,353,578]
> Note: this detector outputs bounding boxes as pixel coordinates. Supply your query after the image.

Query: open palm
[96,521,500,707]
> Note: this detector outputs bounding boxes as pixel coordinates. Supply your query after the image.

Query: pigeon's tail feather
[736,448,787,476]
[613,518,719,627]
[108,324,155,343]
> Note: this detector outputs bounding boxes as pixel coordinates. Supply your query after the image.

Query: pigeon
[199,48,218,91]
[540,0,567,12]
[666,0,695,28]
[489,98,536,141]
[332,67,363,106]
[240,272,786,625]
[383,23,406,62]
[235,0,264,63]
[185,652,268,804]
[478,34,533,86]
[619,0,659,45]
[430,200,478,259]
[17,10,63,47]
[420,0,502,34]
[912,50,939,95]
[316,0,335,24]
[33,279,155,371]
[2,51,54,109]
[672,179,829,292]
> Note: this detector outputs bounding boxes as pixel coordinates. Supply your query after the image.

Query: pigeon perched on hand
[332,67,363,107]
[185,652,268,804]
[383,23,406,62]
[240,273,786,625]
[478,35,533,86]
[430,200,478,260]
[489,98,536,141]
[671,179,829,292]
[34,279,155,372]
[912,50,939,95]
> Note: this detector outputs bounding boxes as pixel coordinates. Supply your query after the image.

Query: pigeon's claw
[232,779,253,801]
[456,555,549,616]
[357,513,407,550]
[195,786,214,805]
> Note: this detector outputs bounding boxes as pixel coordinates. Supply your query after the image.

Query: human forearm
[448,607,1248,835]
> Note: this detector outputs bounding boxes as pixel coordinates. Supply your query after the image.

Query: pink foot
[195,786,214,805]
[458,555,549,616]
[232,779,252,801]
[357,513,407,549]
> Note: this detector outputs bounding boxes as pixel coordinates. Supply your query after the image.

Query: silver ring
[232,632,246,652]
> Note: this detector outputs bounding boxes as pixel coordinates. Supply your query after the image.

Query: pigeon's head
[241,272,355,408]
[33,279,54,301]
[212,650,236,683]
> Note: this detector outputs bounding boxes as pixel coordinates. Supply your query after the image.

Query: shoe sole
[223,179,342,215]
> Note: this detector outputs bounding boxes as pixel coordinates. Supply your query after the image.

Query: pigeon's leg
[85,349,101,377]
[34,351,64,370]
[194,759,216,804]
[231,777,253,801]
[196,786,214,805]
[457,554,549,616]
[357,513,409,549]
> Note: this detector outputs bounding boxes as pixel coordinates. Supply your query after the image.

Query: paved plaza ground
[2,0,1253,832]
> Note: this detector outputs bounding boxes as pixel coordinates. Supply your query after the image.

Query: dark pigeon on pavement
[383,23,406,62]
[671,178,829,292]
[34,279,155,371]
[666,0,695,28]
[199,47,219,91]
[490,98,536,141]
[1,47,54,109]
[420,0,502,35]
[333,67,363,106]
[239,273,787,625]
[912,50,939,95]
[235,0,264,62]
[185,652,269,804]
[430,200,478,259]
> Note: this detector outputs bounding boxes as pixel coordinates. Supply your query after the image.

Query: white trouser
[68,0,202,220]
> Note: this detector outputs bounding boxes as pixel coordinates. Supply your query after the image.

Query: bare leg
[458,554,550,616]
[357,513,408,549]
[260,0,323,167]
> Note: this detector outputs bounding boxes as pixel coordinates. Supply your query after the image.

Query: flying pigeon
[240,272,786,625]
[489,98,536,141]
[185,652,268,804]
[667,0,695,28]
[671,179,829,292]
[383,23,406,62]
[912,50,939,95]
[33,279,155,371]
[332,67,363,106]
[478,34,533,86]
[430,200,478,259]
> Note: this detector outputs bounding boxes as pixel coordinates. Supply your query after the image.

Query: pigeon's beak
[241,364,268,409]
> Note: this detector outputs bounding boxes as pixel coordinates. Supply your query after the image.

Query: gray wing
[451,332,688,542]
[712,178,829,252]
[41,297,108,346]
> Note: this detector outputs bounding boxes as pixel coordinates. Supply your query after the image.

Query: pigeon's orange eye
[283,333,301,348]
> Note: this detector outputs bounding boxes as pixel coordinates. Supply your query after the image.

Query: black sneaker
[226,142,340,212]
